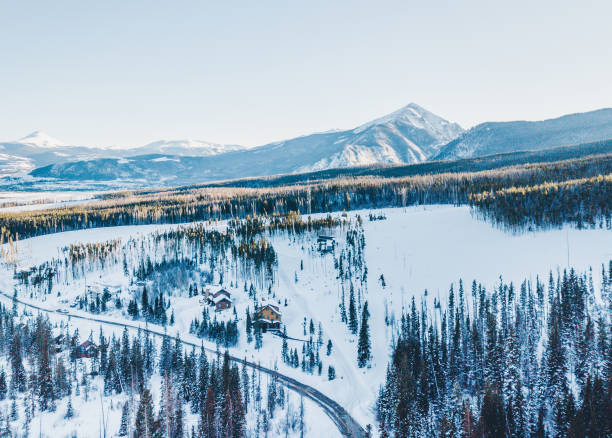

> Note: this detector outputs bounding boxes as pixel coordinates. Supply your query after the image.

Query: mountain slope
[29,103,463,184]
[435,108,612,160]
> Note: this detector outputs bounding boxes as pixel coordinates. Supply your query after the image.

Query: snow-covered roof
[205,284,224,294]
[79,340,97,349]
[258,303,281,316]
[213,289,231,298]
[213,295,232,304]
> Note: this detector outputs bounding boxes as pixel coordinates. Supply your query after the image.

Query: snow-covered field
[1,204,610,435]
[0,191,101,212]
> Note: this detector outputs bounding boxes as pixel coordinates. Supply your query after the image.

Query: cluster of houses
[65,286,283,362]
[201,284,283,329]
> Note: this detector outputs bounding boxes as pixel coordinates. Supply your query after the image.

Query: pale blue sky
[1,1,611,147]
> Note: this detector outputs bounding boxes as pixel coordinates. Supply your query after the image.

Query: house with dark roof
[74,340,98,359]
[213,294,232,311]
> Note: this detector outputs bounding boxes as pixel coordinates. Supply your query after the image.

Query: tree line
[1,153,610,243]
[469,174,612,231]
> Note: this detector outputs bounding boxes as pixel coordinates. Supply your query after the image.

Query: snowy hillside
[435,107,612,160]
[1,205,609,436]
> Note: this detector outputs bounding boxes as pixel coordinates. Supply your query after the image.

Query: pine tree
[135,388,156,438]
[281,327,288,362]
[173,404,184,438]
[9,333,26,393]
[477,385,506,438]
[199,386,216,438]
[299,396,305,438]
[64,397,74,419]
[246,309,253,343]
[340,285,347,323]
[7,398,17,422]
[0,370,6,400]
[141,286,149,319]
[348,283,358,334]
[118,401,130,436]
[37,336,54,411]
[254,322,263,350]
[357,302,371,368]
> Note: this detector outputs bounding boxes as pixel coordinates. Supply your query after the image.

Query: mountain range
[0,131,246,178]
[4,104,612,187]
[435,107,612,160]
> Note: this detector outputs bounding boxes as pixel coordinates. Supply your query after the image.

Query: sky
[1,0,611,148]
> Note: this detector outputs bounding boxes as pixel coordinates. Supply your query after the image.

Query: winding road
[0,291,365,438]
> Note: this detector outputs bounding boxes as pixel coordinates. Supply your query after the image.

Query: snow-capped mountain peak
[354,103,463,144]
[17,131,66,148]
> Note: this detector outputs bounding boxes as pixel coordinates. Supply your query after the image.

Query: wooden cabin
[213,294,232,311]
[255,304,282,329]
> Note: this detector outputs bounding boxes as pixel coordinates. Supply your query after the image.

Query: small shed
[317,236,336,252]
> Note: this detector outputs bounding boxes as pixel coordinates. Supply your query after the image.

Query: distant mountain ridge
[435,108,612,160]
[124,139,245,157]
[28,103,463,184]
[9,105,612,188]
[0,132,246,176]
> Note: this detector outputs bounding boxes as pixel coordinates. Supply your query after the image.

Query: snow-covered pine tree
[348,283,358,334]
[357,301,371,368]
[64,397,74,419]
[118,401,129,436]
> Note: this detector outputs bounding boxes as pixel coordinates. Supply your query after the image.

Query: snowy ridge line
[0,290,366,438]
